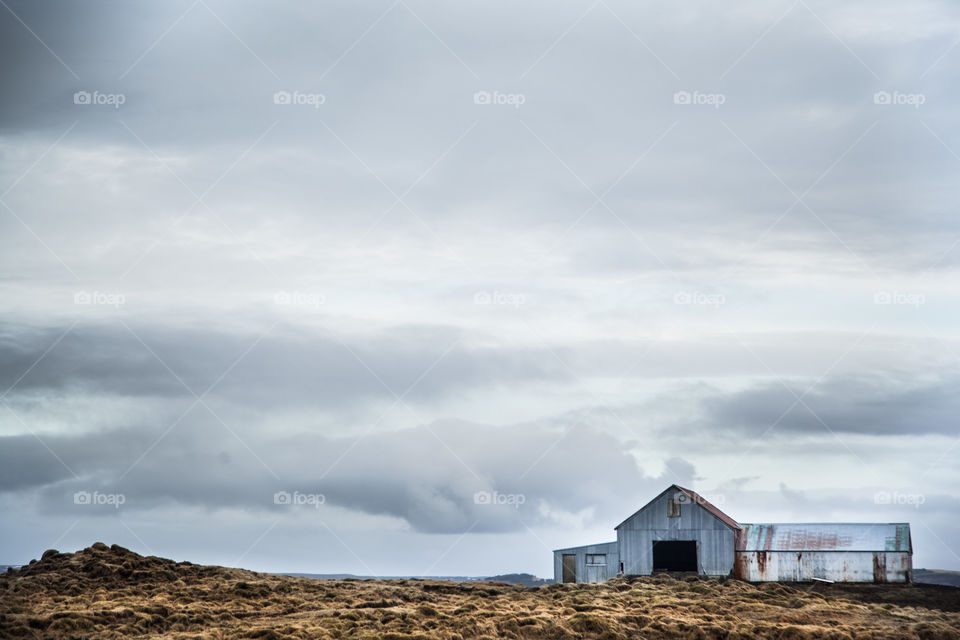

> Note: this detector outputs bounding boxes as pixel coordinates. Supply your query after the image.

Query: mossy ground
[2,544,958,639]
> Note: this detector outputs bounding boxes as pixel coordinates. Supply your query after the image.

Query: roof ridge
[614,484,740,531]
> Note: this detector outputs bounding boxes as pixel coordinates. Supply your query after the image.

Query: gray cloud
[1,0,958,278]
[7,418,680,533]
[700,374,960,436]
[0,321,565,407]
[1,0,958,573]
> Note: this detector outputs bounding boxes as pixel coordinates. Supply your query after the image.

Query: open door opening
[562,554,576,583]
[652,540,697,572]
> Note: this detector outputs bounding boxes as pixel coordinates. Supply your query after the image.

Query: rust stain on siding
[873,553,887,584]
[733,553,746,580]
[756,551,768,578]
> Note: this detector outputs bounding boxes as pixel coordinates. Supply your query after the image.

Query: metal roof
[677,486,741,531]
[614,484,741,531]
[737,523,912,552]
[552,541,617,553]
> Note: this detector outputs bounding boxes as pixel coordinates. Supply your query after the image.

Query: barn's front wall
[733,551,912,583]
[552,541,619,584]
[616,490,736,577]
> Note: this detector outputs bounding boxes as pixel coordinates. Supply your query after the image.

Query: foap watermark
[676,491,725,506]
[873,91,925,109]
[874,291,925,308]
[274,290,325,308]
[673,90,725,108]
[74,491,126,508]
[74,290,126,308]
[473,290,526,307]
[474,491,525,509]
[274,490,326,509]
[273,90,326,108]
[874,491,925,508]
[674,291,725,308]
[73,90,126,109]
[473,90,526,108]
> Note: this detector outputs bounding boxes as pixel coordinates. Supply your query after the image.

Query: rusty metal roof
[737,523,912,552]
[676,486,742,531]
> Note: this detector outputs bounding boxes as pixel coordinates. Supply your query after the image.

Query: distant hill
[485,572,553,587]
[915,569,960,588]
[280,572,552,585]
[280,572,483,582]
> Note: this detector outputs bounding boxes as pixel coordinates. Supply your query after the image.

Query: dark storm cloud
[2,0,959,572]
[8,418,683,533]
[0,433,80,490]
[1,0,957,272]
[0,321,565,407]
[0,428,155,492]
[700,374,960,436]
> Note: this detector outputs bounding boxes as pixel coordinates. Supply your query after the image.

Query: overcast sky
[1,0,958,577]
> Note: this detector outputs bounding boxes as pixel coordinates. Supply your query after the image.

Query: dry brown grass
[1,544,959,639]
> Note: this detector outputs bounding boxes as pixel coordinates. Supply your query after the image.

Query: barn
[553,484,912,584]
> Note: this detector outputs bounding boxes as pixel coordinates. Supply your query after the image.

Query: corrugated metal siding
[734,551,912,583]
[552,541,619,584]
[738,523,912,552]
[617,488,737,577]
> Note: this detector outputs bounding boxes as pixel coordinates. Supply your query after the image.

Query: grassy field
[2,544,959,639]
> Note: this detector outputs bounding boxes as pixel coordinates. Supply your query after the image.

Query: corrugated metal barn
[553,485,912,584]
[736,522,913,582]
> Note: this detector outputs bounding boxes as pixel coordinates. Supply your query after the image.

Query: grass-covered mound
[2,543,958,639]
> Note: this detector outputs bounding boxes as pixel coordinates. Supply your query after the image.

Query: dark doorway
[652,540,697,572]
[562,554,576,583]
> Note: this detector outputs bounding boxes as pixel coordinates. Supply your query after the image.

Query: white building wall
[734,551,912,583]
[552,542,619,584]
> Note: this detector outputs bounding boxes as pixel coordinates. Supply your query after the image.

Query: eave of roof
[552,541,618,553]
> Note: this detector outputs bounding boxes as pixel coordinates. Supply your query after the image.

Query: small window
[585,554,606,565]
[667,497,682,517]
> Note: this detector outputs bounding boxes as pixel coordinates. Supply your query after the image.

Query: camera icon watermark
[873,291,924,308]
[674,291,725,307]
[873,91,925,109]
[874,491,925,508]
[473,290,525,307]
[274,490,325,509]
[676,491,725,506]
[473,490,525,509]
[74,290,126,308]
[73,90,126,109]
[673,90,725,109]
[473,90,526,108]
[74,490,126,508]
[273,90,325,108]
[274,290,325,308]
